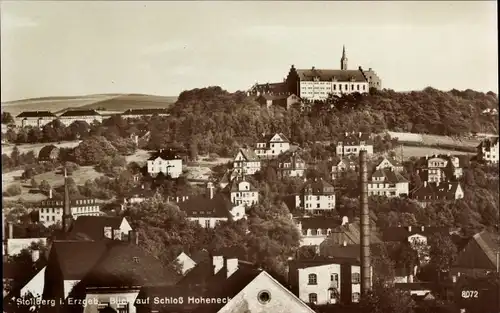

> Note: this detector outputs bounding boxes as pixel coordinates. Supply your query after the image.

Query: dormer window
[133,257,140,263]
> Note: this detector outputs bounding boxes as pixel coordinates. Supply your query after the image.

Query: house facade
[37,198,101,226]
[224,177,259,207]
[335,132,374,157]
[375,156,404,172]
[416,154,466,183]
[331,158,357,180]
[233,148,261,175]
[368,168,409,197]
[295,178,336,215]
[289,258,364,305]
[278,152,306,178]
[410,181,464,208]
[15,111,57,128]
[452,230,500,277]
[146,149,183,178]
[296,217,339,246]
[254,133,291,159]
[58,109,103,126]
[477,137,499,163]
[121,108,169,119]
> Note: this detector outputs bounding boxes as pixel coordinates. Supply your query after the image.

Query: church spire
[341,45,348,70]
[62,167,73,233]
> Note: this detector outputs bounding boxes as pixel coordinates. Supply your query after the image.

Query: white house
[416,154,465,183]
[331,158,357,180]
[477,137,499,163]
[295,178,336,215]
[233,148,261,175]
[296,217,339,246]
[15,111,57,128]
[224,177,259,207]
[254,133,291,159]
[278,152,306,178]
[146,149,183,178]
[368,168,409,197]
[58,109,103,126]
[335,132,374,157]
[37,197,101,226]
[375,156,404,172]
[289,257,369,305]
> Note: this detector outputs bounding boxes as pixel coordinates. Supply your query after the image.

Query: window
[331,273,339,288]
[363,85,366,91]
[352,292,360,303]
[308,293,318,304]
[352,272,361,284]
[339,84,342,91]
[333,84,336,90]
[357,85,360,91]
[308,274,318,285]
[205,220,211,228]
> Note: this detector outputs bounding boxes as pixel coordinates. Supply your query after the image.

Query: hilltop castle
[249,46,382,102]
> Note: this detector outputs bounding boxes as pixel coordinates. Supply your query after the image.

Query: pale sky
[1,1,497,102]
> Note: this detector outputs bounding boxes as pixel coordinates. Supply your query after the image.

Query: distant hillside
[2,93,178,116]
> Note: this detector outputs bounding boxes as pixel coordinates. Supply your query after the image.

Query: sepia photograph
[1,1,498,313]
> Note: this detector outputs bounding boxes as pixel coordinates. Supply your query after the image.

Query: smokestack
[207,182,214,199]
[359,150,371,295]
[128,230,138,245]
[8,222,13,239]
[62,168,72,233]
[49,189,53,199]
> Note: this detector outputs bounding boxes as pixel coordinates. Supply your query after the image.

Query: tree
[360,282,416,313]
[428,234,458,273]
[1,111,14,124]
[74,136,118,166]
[10,146,21,167]
[30,178,38,188]
[3,184,22,197]
[39,180,51,195]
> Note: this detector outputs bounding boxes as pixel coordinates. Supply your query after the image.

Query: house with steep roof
[69,216,133,241]
[146,149,183,178]
[254,133,291,159]
[233,148,261,175]
[173,249,211,276]
[335,132,374,157]
[288,256,367,305]
[256,93,302,110]
[58,109,102,126]
[368,168,409,197]
[410,181,464,208]
[320,217,382,247]
[136,253,316,313]
[375,156,404,172]
[330,158,358,180]
[295,178,336,215]
[295,217,340,246]
[176,182,246,228]
[452,230,500,277]
[121,108,169,119]
[415,154,468,183]
[476,136,499,163]
[123,184,156,204]
[278,152,306,178]
[15,111,57,128]
[38,145,60,162]
[222,177,259,207]
[248,81,288,97]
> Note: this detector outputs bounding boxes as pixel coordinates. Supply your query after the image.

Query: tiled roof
[296,68,367,83]
[16,111,56,118]
[370,168,408,183]
[381,226,450,242]
[297,217,340,230]
[224,177,258,193]
[250,82,287,94]
[69,216,125,241]
[472,231,500,268]
[77,242,181,288]
[38,145,59,160]
[376,156,402,167]
[301,178,335,195]
[319,244,361,260]
[59,109,101,117]
[411,182,461,201]
[50,241,109,280]
[148,149,183,161]
[189,249,210,264]
[176,193,233,218]
[337,132,373,145]
[122,108,169,115]
[126,185,155,198]
[478,137,499,151]
[237,148,259,161]
[325,222,382,245]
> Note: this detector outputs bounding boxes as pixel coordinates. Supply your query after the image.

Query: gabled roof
[148,149,183,161]
[38,145,59,160]
[224,177,258,193]
[382,226,450,242]
[250,82,287,94]
[376,156,402,167]
[411,182,462,201]
[122,108,169,115]
[69,216,126,241]
[49,241,109,280]
[296,217,340,230]
[78,242,181,288]
[471,231,500,268]
[337,132,373,145]
[262,132,290,143]
[16,111,56,118]
[325,222,382,245]
[59,109,101,117]
[296,68,367,83]
[319,244,362,260]
[301,178,335,195]
[478,136,499,150]
[370,168,408,184]
[236,148,259,161]
[176,193,233,218]
[125,185,155,198]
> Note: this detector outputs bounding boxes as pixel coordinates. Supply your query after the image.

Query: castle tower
[340,45,348,70]
[62,168,73,233]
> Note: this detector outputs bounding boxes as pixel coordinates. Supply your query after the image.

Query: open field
[386,131,488,148]
[400,145,475,160]
[184,156,233,182]
[125,149,152,165]
[1,140,82,156]
[78,94,177,111]
[2,166,103,202]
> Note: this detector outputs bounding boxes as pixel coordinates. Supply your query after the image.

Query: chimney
[225,258,239,278]
[113,229,121,240]
[312,66,315,70]
[104,226,112,239]
[421,226,424,232]
[359,150,371,295]
[341,216,349,226]
[31,250,40,263]
[408,274,414,283]
[49,189,53,199]
[425,155,428,160]
[408,226,412,232]
[128,230,138,245]
[212,255,224,275]
[8,222,13,239]
[342,240,347,247]
[207,182,214,199]
[368,68,372,71]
